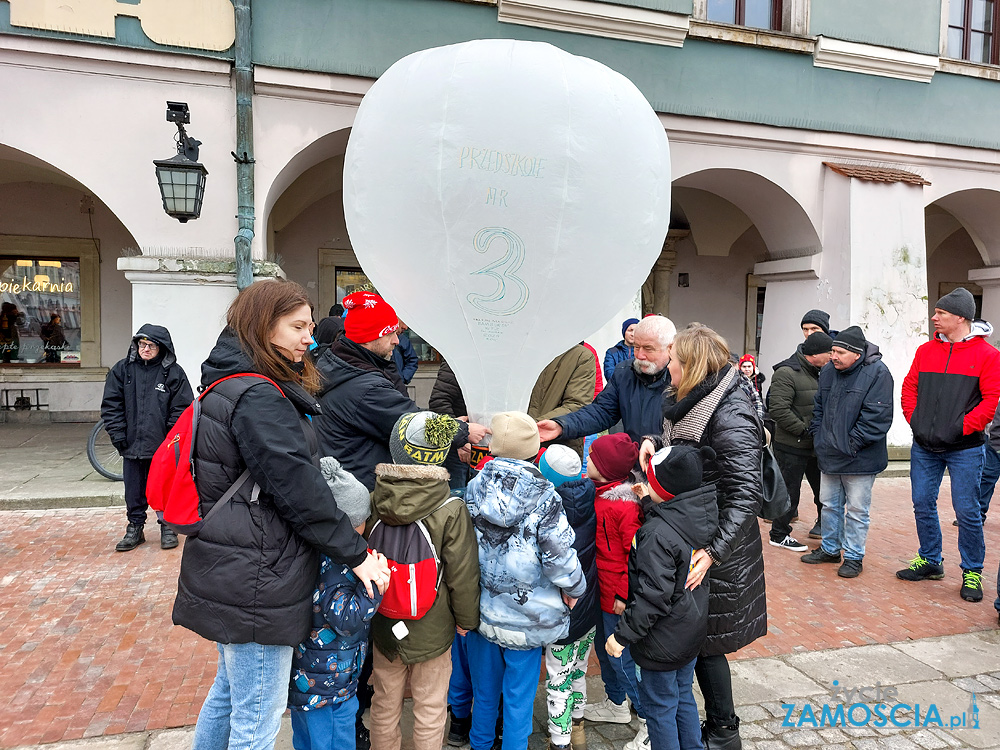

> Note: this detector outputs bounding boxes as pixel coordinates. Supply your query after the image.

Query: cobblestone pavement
[2,474,1000,748]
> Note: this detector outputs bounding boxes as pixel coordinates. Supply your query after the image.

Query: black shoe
[355,720,370,750]
[447,707,471,746]
[800,548,840,564]
[961,570,984,602]
[807,521,822,539]
[702,716,741,750]
[838,559,863,578]
[115,523,145,552]
[159,523,178,550]
[896,555,945,581]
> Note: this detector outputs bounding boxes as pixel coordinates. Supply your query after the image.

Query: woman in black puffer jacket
[173,280,389,750]
[640,323,765,750]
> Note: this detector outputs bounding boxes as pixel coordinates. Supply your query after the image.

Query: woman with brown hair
[639,323,766,750]
[173,279,389,750]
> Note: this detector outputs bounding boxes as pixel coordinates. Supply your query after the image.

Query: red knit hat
[342,291,399,344]
[588,433,639,483]
[738,354,756,369]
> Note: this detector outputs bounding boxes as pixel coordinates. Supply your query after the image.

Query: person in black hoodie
[608,445,719,750]
[173,280,389,750]
[100,323,193,552]
[538,445,599,750]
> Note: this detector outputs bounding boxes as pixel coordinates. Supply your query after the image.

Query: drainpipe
[233,0,254,290]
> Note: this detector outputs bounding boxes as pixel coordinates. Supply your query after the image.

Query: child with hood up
[464,412,586,750]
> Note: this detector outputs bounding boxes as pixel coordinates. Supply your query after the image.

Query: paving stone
[893,632,1000,679]
[764,719,794,735]
[730,659,825,703]
[753,741,791,750]
[842,725,880,737]
[739,704,773,722]
[953,676,985,693]
[818,727,849,743]
[783,729,824,746]
[909,728,949,749]
[786,644,942,689]
[741,722,773,739]
[981,693,1000,710]
[592,723,634,741]
[975,674,1000,691]
[762,702,792,718]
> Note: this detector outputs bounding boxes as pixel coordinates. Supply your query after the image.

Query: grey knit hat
[390,411,461,466]
[934,288,976,321]
[320,456,371,527]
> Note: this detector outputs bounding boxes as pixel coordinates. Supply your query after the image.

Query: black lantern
[153,101,208,223]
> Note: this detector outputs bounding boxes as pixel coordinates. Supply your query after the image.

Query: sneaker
[896,555,945,581]
[583,698,631,724]
[838,559,863,578]
[623,719,648,750]
[447,707,471,746]
[115,523,145,552]
[355,720,370,750]
[769,535,807,552]
[800,548,841,564]
[808,521,822,539]
[961,570,984,602]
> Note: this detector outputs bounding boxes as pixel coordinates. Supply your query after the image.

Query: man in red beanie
[583,433,649,746]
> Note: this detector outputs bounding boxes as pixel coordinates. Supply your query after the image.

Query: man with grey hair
[537,315,676,446]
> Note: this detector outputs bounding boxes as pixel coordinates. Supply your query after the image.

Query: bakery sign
[3,0,236,52]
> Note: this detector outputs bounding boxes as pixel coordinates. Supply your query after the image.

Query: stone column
[969,268,1000,348]
[643,229,689,316]
[118,257,283,383]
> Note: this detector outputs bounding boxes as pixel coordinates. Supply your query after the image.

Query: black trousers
[696,653,737,725]
[122,457,152,525]
[769,445,821,540]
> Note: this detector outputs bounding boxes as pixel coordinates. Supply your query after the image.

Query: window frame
[947,0,1000,65]
[706,0,784,32]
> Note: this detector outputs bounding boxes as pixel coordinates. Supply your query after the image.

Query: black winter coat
[660,370,767,656]
[810,343,893,475]
[554,477,600,645]
[100,324,193,459]
[615,484,719,671]
[557,359,670,446]
[172,331,369,647]
[429,361,467,417]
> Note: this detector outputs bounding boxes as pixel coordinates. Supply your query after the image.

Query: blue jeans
[819,473,876,561]
[910,442,986,571]
[465,631,542,750]
[597,611,644,718]
[192,642,294,750]
[447,632,474,719]
[290,695,358,750]
[636,660,700,750]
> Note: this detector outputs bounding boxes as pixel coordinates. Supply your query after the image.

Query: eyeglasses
[137,341,158,350]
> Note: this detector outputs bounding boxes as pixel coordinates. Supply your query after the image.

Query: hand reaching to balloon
[466,422,490,445]
[537,420,563,442]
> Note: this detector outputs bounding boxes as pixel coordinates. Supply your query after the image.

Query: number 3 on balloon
[467,227,529,316]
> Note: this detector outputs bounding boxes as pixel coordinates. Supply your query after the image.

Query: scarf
[662,365,737,445]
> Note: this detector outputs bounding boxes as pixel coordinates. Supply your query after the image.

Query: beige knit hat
[489,411,540,460]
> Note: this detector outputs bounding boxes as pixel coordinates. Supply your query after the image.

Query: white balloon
[344,39,671,423]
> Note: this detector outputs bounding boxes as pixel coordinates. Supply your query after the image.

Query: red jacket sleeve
[614,503,644,602]
[964,344,1000,434]
[901,347,922,424]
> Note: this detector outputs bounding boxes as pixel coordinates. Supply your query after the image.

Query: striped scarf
[662,367,737,445]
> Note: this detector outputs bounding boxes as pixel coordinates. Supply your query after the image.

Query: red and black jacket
[902,323,1000,452]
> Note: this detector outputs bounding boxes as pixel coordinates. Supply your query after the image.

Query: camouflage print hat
[390,411,461,466]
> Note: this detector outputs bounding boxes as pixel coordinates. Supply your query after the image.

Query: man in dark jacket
[899,288,1000,602]
[767,331,832,551]
[538,315,675,447]
[800,327,893,579]
[313,292,486,492]
[390,321,419,385]
[100,324,193,552]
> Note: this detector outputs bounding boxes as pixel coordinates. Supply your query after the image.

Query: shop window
[1,257,82,366]
[707,0,783,31]
[947,0,1000,64]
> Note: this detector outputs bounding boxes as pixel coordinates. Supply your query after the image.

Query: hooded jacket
[288,558,382,711]
[603,340,634,382]
[556,360,670,446]
[902,321,1000,452]
[172,330,369,647]
[465,458,586,650]
[528,345,597,457]
[810,343,893,475]
[553,477,600,645]
[595,482,643,614]
[100,324,193,459]
[391,331,419,384]
[768,347,822,454]
[614,484,719,671]
[370,463,480,665]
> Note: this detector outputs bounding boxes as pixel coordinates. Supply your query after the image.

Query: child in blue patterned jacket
[464,412,587,750]
[288,457,384,750]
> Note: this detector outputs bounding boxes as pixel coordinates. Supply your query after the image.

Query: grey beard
[632,359,663,376]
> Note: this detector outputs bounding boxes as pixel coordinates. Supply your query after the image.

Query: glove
[113,440,128,455]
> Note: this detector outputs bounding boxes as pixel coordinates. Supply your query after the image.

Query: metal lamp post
[153,101,208,223]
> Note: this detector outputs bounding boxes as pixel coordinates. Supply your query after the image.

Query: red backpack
[367,497,458,620]
[147,374,284,536]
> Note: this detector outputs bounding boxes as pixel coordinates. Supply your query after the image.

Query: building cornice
[254,66,372,105]
[497,0,689,47]
[813,35,939,84]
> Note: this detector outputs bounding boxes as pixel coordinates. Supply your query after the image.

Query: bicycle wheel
[88,420,124,481]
